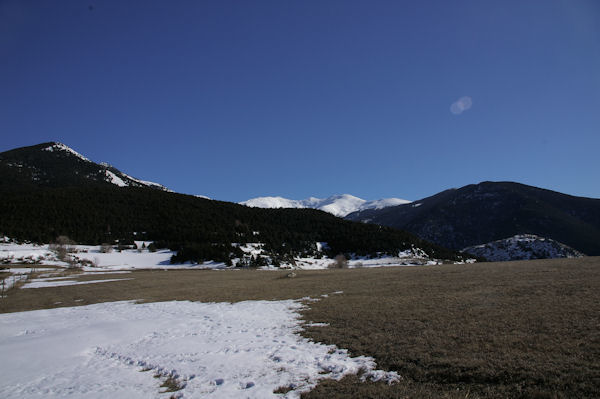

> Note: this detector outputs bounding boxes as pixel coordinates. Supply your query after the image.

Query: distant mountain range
[3,142,598,261]
[0,142,168,191]
[240,195,411,217]
[346,181,600,256]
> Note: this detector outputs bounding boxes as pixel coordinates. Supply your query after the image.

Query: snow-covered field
[1,241,449,272]
[0,239,465,398]
[0,241,219,271]
[0,298,398,398]
[292,248,442,270]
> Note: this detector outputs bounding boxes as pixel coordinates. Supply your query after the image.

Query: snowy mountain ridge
[48,142,170,190]
[1,142,170,191]
[240,194,411,217]
[463,234,585,262]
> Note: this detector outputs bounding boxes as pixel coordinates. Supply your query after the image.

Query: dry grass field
[2,257,599,398]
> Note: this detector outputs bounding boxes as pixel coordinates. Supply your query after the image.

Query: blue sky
[1,0,599,202]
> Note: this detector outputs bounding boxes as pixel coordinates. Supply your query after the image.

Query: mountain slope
[0,186,463,264]
[0,142,168,191]
[241,194,411,217]
[0,142,465,265]
[346,181,600,256]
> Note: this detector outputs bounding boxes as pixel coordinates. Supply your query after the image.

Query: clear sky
[1,0,599,202]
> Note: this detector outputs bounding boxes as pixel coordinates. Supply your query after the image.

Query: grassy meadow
[2,257,599,398]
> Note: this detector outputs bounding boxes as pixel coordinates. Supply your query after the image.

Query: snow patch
[362,198,411,210]
[0,242,225,271]
[42,142,91,162]
[0,300,399,398]
[102,169,169,191]
[105,170,127,187]
[22,278,134,289]
[119,171,170,191]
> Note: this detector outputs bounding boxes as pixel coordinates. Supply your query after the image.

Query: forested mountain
[0,143,465,265]
[346,181,600,256]
[0,186,463,263]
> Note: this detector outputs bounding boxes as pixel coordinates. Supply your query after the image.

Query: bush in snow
[100,243,113,253]
[2,255,14,265]
[49,235,77,262]
[329,254,349,269]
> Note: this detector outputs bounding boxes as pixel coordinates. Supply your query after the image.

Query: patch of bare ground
[1,257,599,397]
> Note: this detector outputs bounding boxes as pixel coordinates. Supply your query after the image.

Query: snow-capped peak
[242,196,305,209]
[42,142,91,162]
[314,194,370,217]
[240,194,411,217]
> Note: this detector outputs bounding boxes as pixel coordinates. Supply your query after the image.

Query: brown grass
[159,375,184,392]
[300,257,600,398]
[1,258,599,398]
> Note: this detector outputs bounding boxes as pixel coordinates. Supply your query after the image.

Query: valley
[1,257,599,398]
[4,2,598,397]
[2,141,599,398]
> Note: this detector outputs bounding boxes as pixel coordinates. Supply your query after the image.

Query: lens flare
[450,96,473,115]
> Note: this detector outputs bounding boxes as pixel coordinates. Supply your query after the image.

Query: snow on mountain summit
[240,194,410,217]
[53,142,170,190]
[42,142,91,162]
[1,141,170,191]
[242,196,307,210]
